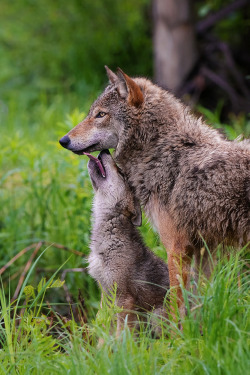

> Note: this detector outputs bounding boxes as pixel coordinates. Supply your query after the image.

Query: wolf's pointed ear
[131,198,142,227]
[116,68,144,108]
[105,65,118,85]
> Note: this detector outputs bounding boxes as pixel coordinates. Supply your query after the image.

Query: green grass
[0,94,98,308]
[0,91,165,309]
[0,92,249,373]
[0,251,249,374]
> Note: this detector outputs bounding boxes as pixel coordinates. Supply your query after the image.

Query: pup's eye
[96,111,106,118]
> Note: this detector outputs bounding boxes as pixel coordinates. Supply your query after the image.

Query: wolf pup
[60,67,250,318]
[87,150,169,335]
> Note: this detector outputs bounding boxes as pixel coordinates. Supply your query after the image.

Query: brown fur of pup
[87,150,169,335]
[60,67,250,318]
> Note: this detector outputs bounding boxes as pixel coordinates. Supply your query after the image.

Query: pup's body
[88,151,169,334]
[60,67,250,317]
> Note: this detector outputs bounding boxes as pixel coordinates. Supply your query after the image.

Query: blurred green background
[0,0,249,315]
[0,0,152,103]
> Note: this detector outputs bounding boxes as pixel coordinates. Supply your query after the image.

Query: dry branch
[12,241,43,301]
[60,268,87,304]
[0,243,37,276]
[0,241,83,277]
[196,0,250,34]
[201,66,239,105]
[45,242,83,257]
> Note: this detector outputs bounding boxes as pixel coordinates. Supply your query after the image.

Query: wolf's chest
[144,194,161,232]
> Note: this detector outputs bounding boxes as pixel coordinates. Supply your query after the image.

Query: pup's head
[88,150,142,227]
[59,67,144,155]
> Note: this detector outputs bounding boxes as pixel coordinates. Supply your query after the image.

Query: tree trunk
[153,0,198,93]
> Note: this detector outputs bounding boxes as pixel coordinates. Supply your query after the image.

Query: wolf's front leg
[167,243,192,322]
[157,211,192,320]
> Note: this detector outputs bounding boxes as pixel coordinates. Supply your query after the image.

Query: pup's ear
[116,68,144,108]
[105,65,118,84]
[131,198,142,227]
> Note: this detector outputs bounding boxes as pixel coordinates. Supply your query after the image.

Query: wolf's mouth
[73,143,100,155]
[84,152,106,178]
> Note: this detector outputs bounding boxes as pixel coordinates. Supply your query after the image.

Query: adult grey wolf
[87,150,169,335]
[59,67,250,318]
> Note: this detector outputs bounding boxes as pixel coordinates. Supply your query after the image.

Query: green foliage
[0,1,249,371]
[198,103,250,139]
[0,86,249,372]
[0,0,152,103]
[0,252,249,374]
[0,268,66,374]
[0,90,163,305]
[197,0,250,45]
[0,95,97,306]
[23,278,64,303]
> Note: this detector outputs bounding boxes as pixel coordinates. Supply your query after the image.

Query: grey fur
[60,67,250,317]
[88,151,169,334]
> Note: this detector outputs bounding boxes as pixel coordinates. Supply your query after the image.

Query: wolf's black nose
[59,135,70,148]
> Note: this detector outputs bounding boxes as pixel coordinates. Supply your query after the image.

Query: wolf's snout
[59,135,71,149]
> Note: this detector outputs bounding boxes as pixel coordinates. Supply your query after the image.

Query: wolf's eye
[96,111,106,118]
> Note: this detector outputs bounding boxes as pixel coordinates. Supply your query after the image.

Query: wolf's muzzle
[59,135,71,149]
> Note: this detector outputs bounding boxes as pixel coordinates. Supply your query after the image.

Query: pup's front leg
[116,295,137,337]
